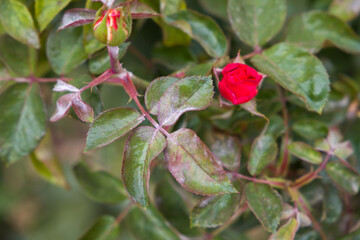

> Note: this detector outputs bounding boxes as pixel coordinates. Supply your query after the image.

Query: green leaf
[0,35,36,76]
[165,128,237,195]
[84,24,106,55]
[153,44,196,70]
[35,0,72,32]
[266,115,285,139]
[326,162,360,195]
[122,127,166,207]
[245,183,283,233]
[251,43,330,114]
[125,205,181,240]
[198,0,228,20]
[85,108,145,151]
[248,135,278,176]
[292,119,328,141]
[158,76,213,126]
[144,76,179,115]
[241,99,269,121]
[329,0,360,22]
[191,194,241,228]
[210,134,241,172]
[30,132,69,189]
[46,27,88,75]
[89,43,130,75]
[164,10,227,58]
[228,0,286,47]
[74,163,127,204]
[155,175,201,236]
[323,185,342,223]
[160,0,186,15]
[269,218,298,240]
[288,142,322,165]
[286,11,360,54]
[0,0,40,49]
[0,84,46,164]
[79,215,120,240]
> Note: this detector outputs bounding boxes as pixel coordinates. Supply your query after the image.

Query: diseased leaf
[36,0,72,31]
[288,142,322,165]
[122,127,166,207]
[46,27,88,75]
[79,215,120,240]
[131,1,159,19]
[251,43,330,114]
[86,108,145,151]
[228,0,286,47]
[248,135,278,176]
[58,8,96,30]
[326,162,360,195]
[50,93,76,122]
[125,205,181,240]
[269,218,298,240]
[0,0,40,48]
[165,128,237,195]
[245,183,282,233]
[164,10,227,58]
[0,84,46,164]
[53,80,79,93]
[71,95,95,123]
[74,163,127,204]
[145,76,179,115]
[0,35,36,76]
[158,76,213,126]
[286,11,360,54]
[210,134,241,172]
[292,119,328,141]
[191,194,241,228]
[315,128,354,160]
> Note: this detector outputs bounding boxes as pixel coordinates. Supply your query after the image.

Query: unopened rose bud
[93,6,132,46]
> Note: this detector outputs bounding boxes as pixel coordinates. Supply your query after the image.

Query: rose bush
[0,0,359,239]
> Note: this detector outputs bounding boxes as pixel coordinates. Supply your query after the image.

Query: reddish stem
[298,196,327,240]
[294,150,333,188]
[115,202,134,224]
[242,49,263,60]
[231,172,286,188]
[277,86,290,176]
[80,69,113,92]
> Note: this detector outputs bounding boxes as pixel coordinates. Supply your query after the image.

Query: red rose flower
[219,63,263,105]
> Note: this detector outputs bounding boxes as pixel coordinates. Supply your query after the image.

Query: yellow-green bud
[93,6,132,46]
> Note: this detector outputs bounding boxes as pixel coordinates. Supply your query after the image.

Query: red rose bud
[219,63,264,105]
[93,6,132,46]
